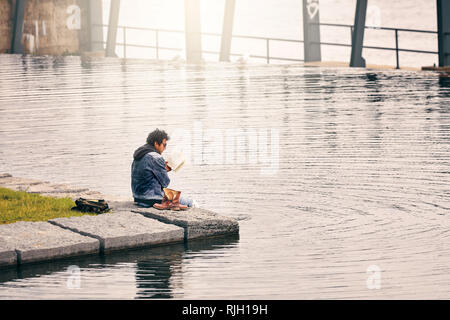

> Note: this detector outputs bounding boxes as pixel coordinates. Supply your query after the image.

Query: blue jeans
[134,196,193,208]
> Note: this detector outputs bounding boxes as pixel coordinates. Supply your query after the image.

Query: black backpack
[72,198,110,214]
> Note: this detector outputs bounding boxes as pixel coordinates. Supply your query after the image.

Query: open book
[165,150,186,172]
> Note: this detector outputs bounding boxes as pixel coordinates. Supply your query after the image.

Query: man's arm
[150,156,171,188]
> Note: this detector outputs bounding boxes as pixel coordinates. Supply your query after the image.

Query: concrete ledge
[422,66,450,72]
[0,179,89,194]
[0,174,105,200]
[132,207,239,240]
[38,190,105,201]
[49,211,184,253]
[304,60,421,71]
[25,183,89,194]
[107,200,239,240]
[0,221,99,265]
[0,174,240,265]
[0,237,17,267]
[0,176,48,191]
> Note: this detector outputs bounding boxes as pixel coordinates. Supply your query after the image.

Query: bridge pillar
[106,0,121,57]
[185,0,202,63]
[88,0,104,52]
[437,0,450,67]
[302,0,321,62]
[220,0,236,62]
[11,0,26,54]
[350,0,368,67]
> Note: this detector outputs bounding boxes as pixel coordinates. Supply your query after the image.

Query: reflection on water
[0,235,239,299]
[0,54,449,299]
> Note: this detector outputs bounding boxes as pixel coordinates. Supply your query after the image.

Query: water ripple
[0,54,449,299]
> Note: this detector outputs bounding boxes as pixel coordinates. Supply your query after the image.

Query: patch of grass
[0,187,98,225]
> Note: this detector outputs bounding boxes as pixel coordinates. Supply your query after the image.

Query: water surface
[0,54,449,299]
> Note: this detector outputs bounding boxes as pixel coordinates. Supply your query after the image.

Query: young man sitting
[131,128,196,209]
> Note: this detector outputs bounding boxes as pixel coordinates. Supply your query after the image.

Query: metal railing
[314,22,438,69]
[94,23,438,68]
[95,24,303,63]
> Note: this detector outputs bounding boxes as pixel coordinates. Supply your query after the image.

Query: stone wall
[0,0,12,53]
[23,0,82,55]
[0,0,91,55]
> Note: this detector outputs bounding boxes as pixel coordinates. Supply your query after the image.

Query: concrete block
[0,174,98,200]
[0,237,17,268]
[107,200,140,211]
[0,221,99,265]
[39,190,105,201]
[49,211,184,253]
[0,176,48,191]
[25,182,89,194]
[132,207,240,240]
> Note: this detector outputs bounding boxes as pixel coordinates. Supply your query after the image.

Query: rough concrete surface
[0,178,88,194]
[107,200,140,211]
[50,211,184,253]
[25,183,89,194]
[0,221,99,265]
[132,206,240,240]
[0,176,49,191]
[0,174,104,200]
[0,236,17,267]
[39,190,106,201]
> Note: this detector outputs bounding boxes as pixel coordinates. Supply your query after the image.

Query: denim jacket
[131,151,170,200]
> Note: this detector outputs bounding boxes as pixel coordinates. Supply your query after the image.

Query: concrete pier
[132,206,239,240]
[50,211,184,253]
[0,173,240,268]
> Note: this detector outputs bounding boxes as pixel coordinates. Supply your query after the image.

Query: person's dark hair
[146,128,169,146]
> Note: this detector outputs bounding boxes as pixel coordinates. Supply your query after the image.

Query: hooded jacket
[131,144,170,200]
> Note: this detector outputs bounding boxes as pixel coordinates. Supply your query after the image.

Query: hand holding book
[165,150,186,173]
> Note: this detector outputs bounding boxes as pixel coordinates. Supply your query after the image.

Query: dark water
[0,54,449,299]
